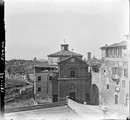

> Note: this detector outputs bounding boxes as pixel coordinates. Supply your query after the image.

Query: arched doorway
[91,84,99,105]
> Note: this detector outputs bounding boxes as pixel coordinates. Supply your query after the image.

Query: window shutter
[118,67,122,77]
[125,68,128,78]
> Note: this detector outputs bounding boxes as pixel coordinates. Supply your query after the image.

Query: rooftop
[58,55,86,64]
[34,62,56,68]
[100,41,127,49]
[48,50,83,57]
[87,57,101,66]
[48,43,83,57]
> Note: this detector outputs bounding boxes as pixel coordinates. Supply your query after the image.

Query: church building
[34,43,92,104]
[48,43,92,103]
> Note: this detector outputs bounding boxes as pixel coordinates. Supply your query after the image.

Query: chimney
[33,57,37,61]
[87,52,91,60]
[61,44,69,51]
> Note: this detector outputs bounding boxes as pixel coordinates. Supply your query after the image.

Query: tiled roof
[58,55,86,64]
[87,58,101,66]
[48,50,83,57]
[34,62,55,68]
[100,41,127,49]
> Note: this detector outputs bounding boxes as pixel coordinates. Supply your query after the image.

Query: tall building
[89,41,129,105]
[34,62,58,103]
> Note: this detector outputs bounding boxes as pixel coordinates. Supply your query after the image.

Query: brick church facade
[57,56,91,103]
[34,43,92,104]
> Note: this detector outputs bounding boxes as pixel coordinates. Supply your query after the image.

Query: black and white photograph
[4,0,129,120]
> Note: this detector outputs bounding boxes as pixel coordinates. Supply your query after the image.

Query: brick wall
[58,57,91,104]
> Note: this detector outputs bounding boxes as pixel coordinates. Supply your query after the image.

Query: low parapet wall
[5,101,67,113]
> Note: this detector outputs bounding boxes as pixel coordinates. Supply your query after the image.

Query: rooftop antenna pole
[63,39,66,44]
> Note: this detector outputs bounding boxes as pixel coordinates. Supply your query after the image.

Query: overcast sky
[5,0,129,60]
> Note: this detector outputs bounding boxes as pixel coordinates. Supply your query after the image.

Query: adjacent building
[88,41,129,105]
[34,62,58,103]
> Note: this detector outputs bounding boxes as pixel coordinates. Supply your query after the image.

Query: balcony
[111,74,120,82]
[115,85,120,92]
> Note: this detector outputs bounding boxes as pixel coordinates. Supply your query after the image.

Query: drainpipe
[125,33,130,119]
[127,35,130,119]
[34,67,37,105]
[128,2,130,118]
[47,74,49,101]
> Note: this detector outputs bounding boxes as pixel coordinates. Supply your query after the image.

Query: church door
[91,84,99,105]
[69,92,75,101]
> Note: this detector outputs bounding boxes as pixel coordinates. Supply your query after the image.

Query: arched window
[70,70,76,77]
[69,66,77,78]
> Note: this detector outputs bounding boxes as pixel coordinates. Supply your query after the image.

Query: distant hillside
[5,59,48,76]
[5,59,46,67]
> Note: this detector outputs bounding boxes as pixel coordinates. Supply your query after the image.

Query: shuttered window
[122,80,125,88]
[118,48,122,57]
[124,68,128,78]
[112,67,118,75]
[112,67,122,77]
[106,47,122,58]
[118,67,122,77]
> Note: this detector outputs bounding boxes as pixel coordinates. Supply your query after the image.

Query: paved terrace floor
[67,99,129,120]
[5,99,129,120]
[5,106,82,120]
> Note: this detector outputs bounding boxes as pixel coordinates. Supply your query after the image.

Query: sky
[5,0,129,60]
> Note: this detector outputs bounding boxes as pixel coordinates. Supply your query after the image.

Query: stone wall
[91,59,128,105]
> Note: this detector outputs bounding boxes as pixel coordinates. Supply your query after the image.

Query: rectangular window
[49,76,52,80]
[114,48,117,57]
[124,68,128,78]
[112,67,118,75]
[122,80,125,88]
[112,48,114,57]
[117,48,119,57]
[38,87,41,92]
[107,84,109,89]
[38,76,41,81]
[70,70,76,78]
[118,48,122,57]
[108,49,110,57]
[106,49,108,57]
[116,81,119,85]
[109,49,112,57]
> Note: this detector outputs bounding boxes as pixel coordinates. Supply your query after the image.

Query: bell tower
[61,44,69,51]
